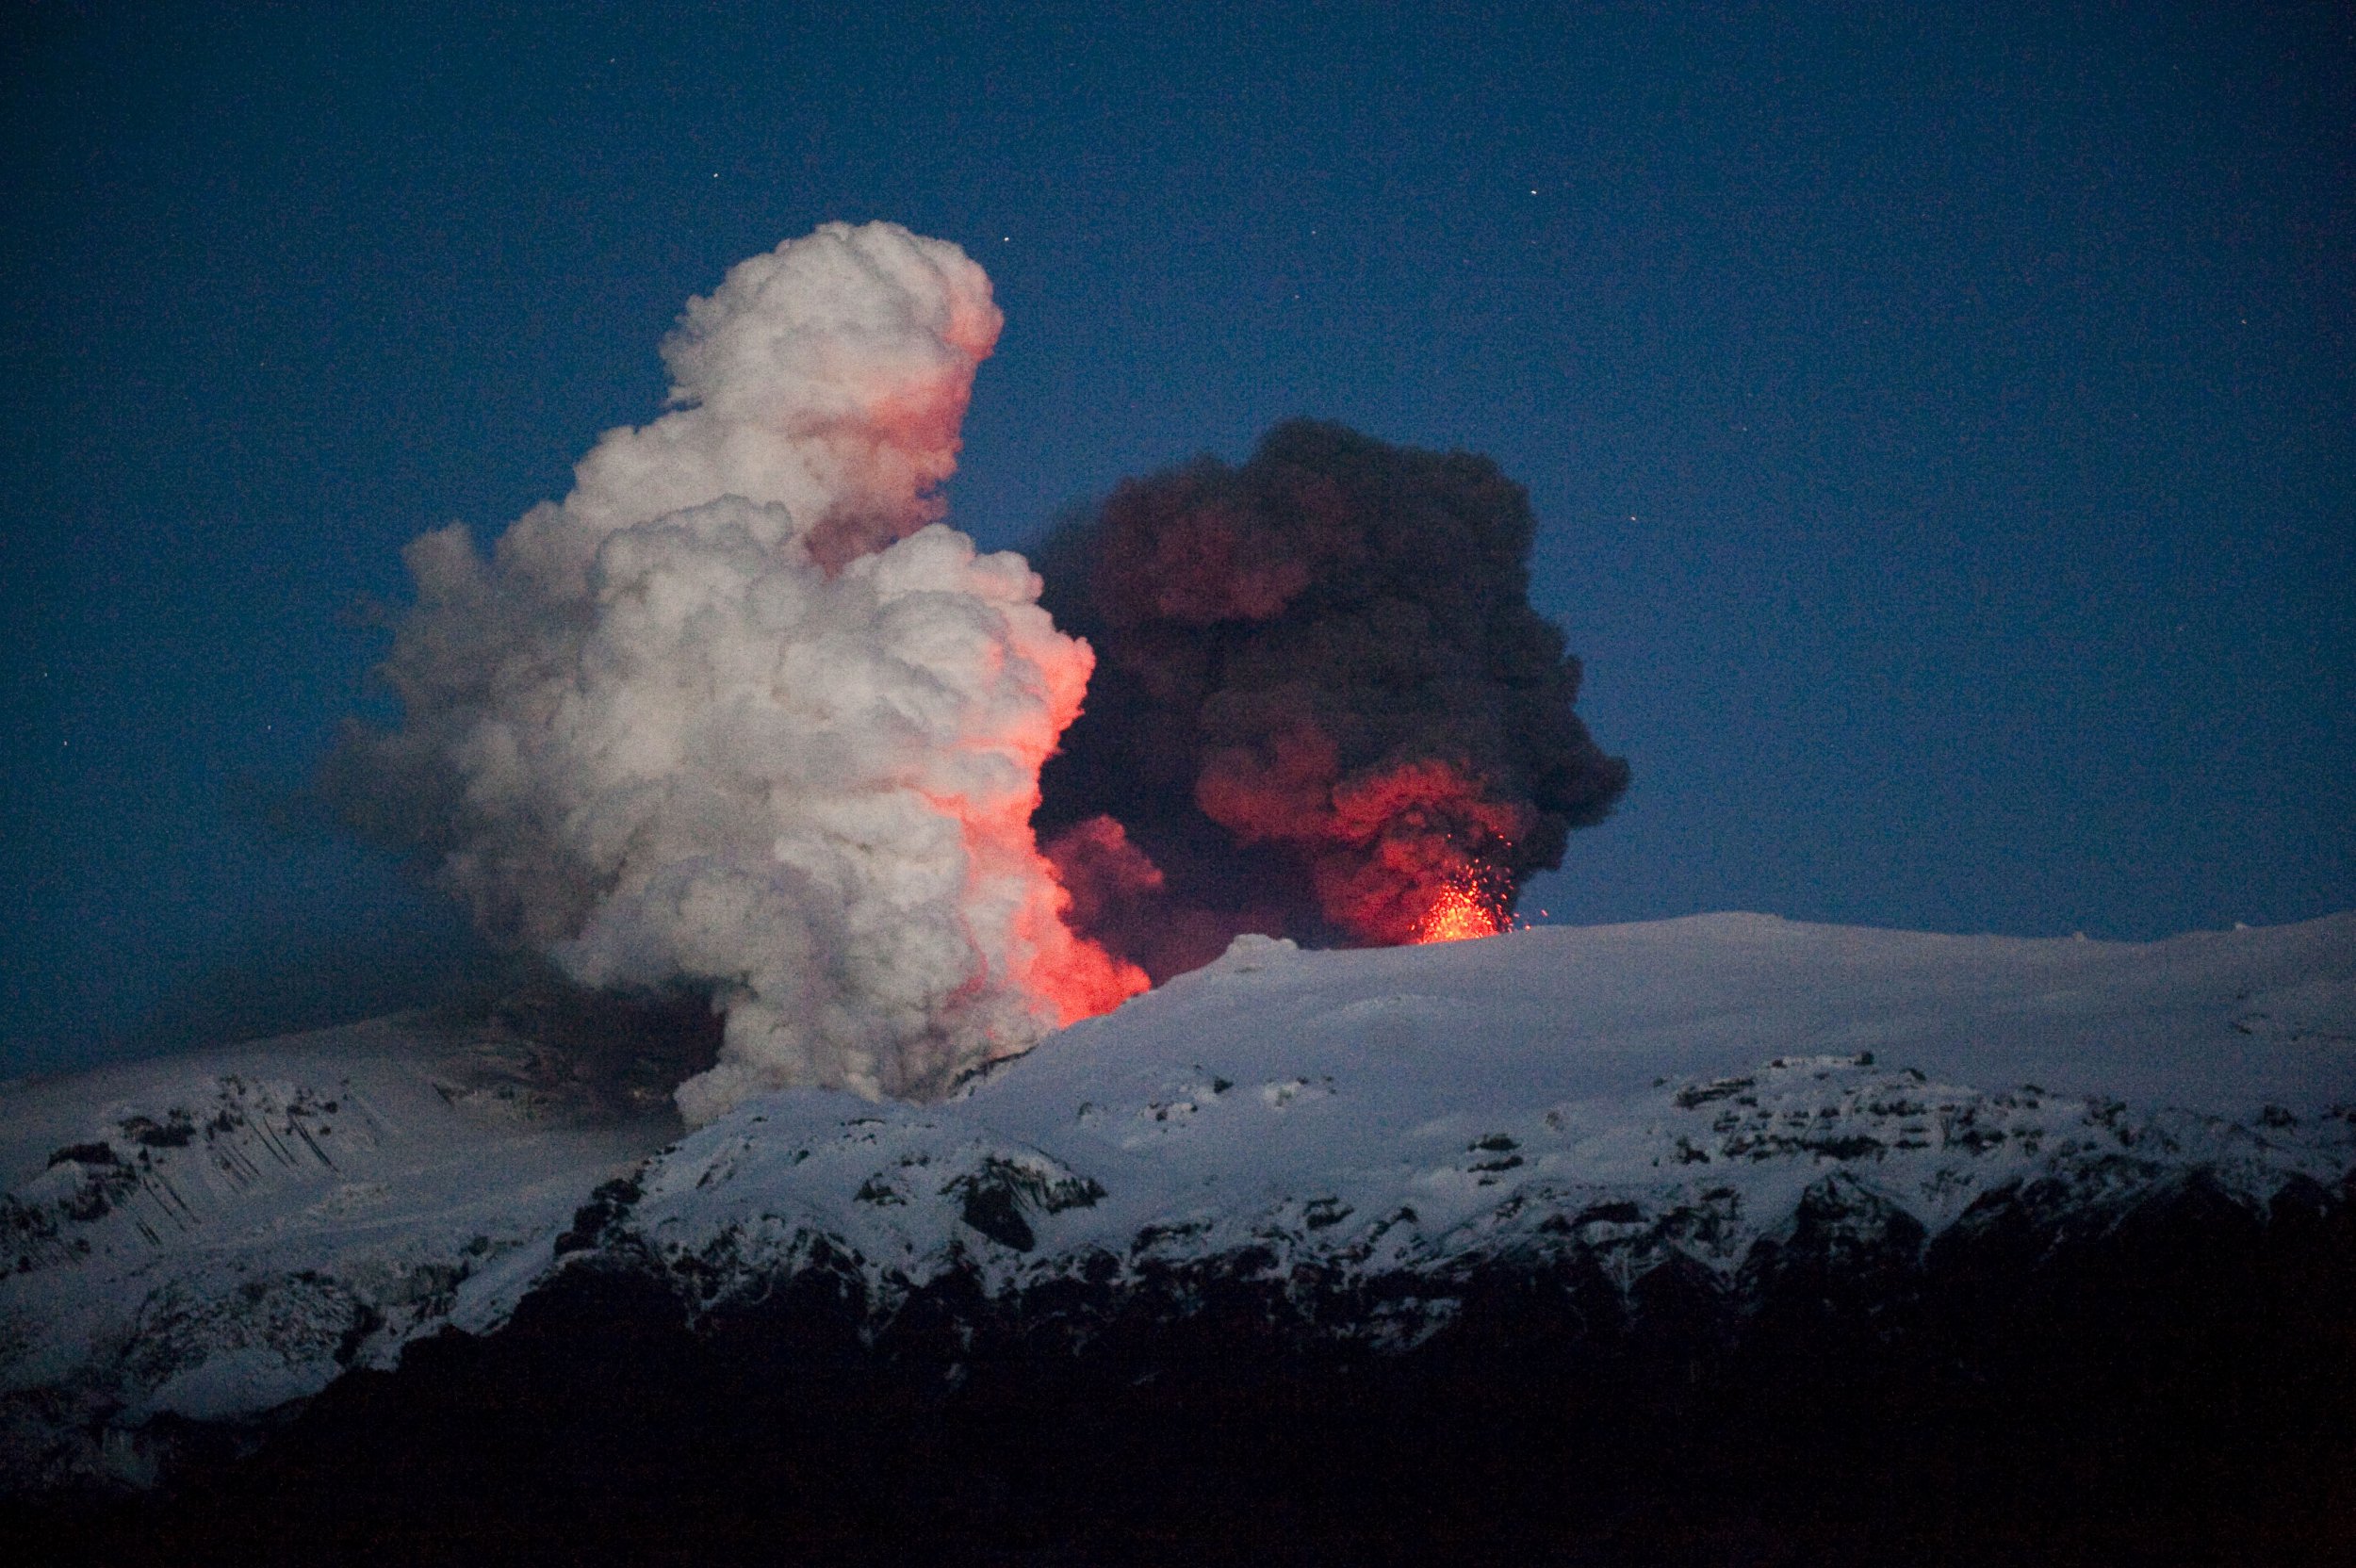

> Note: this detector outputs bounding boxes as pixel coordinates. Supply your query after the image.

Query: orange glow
[1415,873,1507,943]
[1014,884,1153,1024]
[914,590,1151,1039]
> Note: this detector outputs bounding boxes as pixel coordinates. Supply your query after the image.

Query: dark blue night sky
[6,2,2350,1072]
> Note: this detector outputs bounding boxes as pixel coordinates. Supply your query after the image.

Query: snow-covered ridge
[5,912,2351,1491]
[597,1049,2351,1337]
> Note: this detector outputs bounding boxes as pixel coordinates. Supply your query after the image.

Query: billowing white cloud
[337,222,1143,1121]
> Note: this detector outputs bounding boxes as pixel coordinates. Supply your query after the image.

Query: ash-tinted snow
[5,911,2351,1488]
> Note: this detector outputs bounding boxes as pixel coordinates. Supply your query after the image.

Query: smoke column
[330,222,1143,1122]
[1033,419,1629,981]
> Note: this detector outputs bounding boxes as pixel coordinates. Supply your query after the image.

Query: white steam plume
[336,221,1145,1121]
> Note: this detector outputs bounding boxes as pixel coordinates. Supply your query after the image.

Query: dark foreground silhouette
[9,1173,2352,1567]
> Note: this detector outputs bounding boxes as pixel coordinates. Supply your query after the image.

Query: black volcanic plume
[1034,419,1629,980]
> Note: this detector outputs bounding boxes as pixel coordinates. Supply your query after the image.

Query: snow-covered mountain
[8,909,2351,1516]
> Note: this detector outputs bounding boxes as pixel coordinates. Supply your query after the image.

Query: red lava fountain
[1415,874,1507,944]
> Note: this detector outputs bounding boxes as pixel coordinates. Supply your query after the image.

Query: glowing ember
[1415,874,1507,943]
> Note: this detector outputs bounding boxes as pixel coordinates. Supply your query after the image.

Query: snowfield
[5,910,2352,1492]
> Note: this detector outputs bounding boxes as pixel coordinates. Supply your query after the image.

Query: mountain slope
[4,912,2353,1560]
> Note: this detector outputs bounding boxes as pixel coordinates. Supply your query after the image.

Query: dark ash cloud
[1034,419,1629,979]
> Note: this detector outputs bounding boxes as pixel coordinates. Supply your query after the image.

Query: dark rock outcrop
[8,1169,2351,1567]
